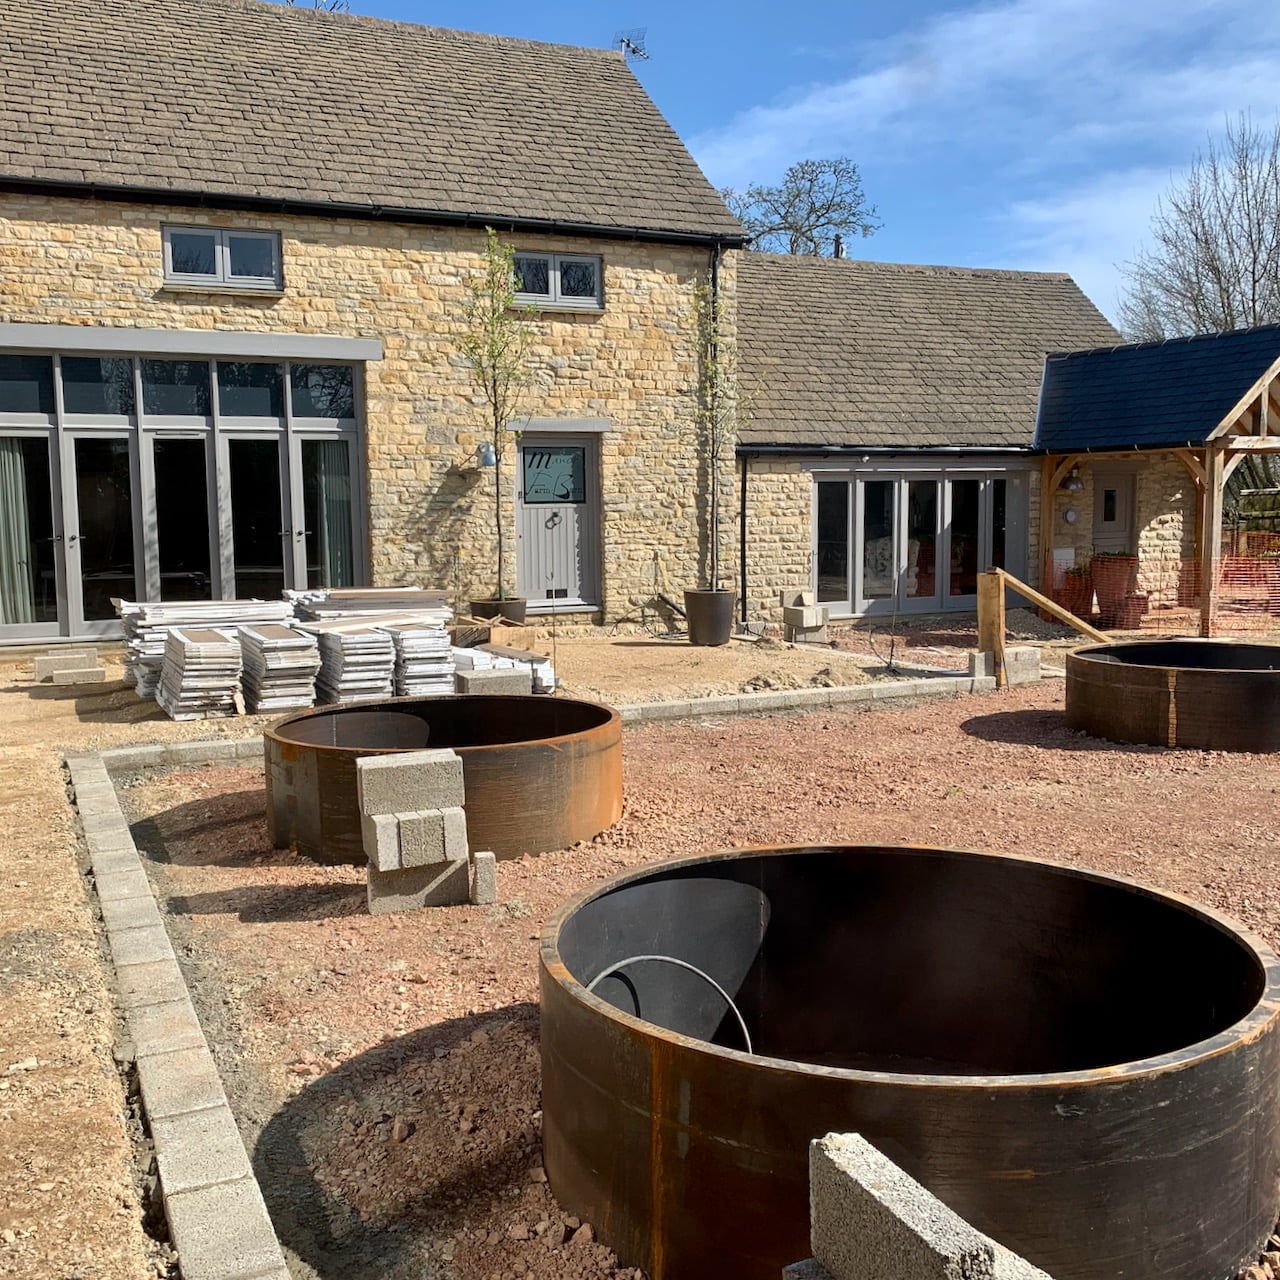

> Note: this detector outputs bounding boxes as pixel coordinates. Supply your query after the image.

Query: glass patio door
[65,434,139,632]
[0,434,60,639]
[856,476,942,614]
[291,436,356,589]
[146,434,215,601]
[225,436,289,599]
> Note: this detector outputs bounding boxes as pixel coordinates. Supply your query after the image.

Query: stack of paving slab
[116,598,295,699]
[480,642,557,693]
[155,627,243,721]
[287,586,452,626]
[379,623,455,696]
[238,623,322,713]
[309,624,397,704]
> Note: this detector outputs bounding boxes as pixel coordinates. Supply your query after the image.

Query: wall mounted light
[1060,465,1084,493]
[459,441,498,471]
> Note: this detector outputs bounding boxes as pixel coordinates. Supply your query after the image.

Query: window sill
[526,600,599,615]
[161,282,285,298]
[514,300,604,315]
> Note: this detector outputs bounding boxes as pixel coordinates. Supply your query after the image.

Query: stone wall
[0,193,735,618]
[742,460,812,620]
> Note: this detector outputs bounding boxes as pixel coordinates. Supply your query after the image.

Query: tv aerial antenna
[614,28,650,62]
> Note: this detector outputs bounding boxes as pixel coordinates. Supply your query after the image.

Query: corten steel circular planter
[540,845,1280,1280]
[1066,639,1280,751]
[264,695,621,864]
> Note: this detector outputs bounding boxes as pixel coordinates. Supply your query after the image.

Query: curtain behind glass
[311,440,353,587]
[0,439,35,624]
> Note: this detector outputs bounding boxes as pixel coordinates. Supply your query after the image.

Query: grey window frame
[162,225,284,292]
[513,252,603,310]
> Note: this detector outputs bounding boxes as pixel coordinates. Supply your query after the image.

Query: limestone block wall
[0,193,736,618]
[741,459,812,621]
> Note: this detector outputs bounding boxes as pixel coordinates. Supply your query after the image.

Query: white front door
[516,437,600,607]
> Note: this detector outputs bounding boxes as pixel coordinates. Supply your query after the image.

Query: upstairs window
[513,253,602,309]
[163,226,283,291]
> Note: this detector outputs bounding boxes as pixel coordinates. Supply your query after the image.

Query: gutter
[0,176,748,250]
[736,444,1033,457]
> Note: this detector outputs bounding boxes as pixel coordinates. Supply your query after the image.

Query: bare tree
[1119,116,1280,341]
[285,0,350,12]
[721,158,880,256]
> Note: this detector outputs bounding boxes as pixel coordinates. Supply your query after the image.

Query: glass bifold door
[0,430,358,640]
[816,472,1014,616]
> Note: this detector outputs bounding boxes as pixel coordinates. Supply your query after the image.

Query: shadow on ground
[960,710,1165,754]
[24,679,169,723]
[255,1003,546,1280]
[130,790,281,867]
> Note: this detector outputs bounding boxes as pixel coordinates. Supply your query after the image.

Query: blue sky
[338,0,1280,325]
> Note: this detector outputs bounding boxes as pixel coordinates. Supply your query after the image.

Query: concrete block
[786,623,829,644]
[399,807,468,867]
[641,699,693,721]
[783,604,828,629]
[99,893,164,936]
[809,1133,1054,1280]
[109,923,175,969]
[357,748,464,816]
[163,741,221,766]
[471,850,497,905]
[51,667,107,685]
[116,959,190,1010]
[360,811,402,872]
[163,1176,287,1280]
[128,996,207,1059]
[138,1045,228,1121]
[100,744,167,771]
[1004,646,1041,687]
[969,651,995,678]
[94,865,154,903]
[366,858,469,914]
[692,695,741,718]
[151,1103,253,1196]
[779,589,816,608]
[455,667,534,697]
[232,735,264,758]
[34,649,98,680]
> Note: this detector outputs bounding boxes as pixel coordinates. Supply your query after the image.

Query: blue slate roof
[1035,324,1280,452]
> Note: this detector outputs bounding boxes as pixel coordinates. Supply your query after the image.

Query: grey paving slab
[52,667,107,684]
[471,850,497,905]
[94,865,155,903]
[138,1045,228,1121]
[129,997,207,1059]
[108,923,176,968]
[116,959,191,1011]
[163,742,223,766]
[233,736,265,759]
[163,1177,288,1280]
[99,745,168,771]
[86,841,144,874]
[151,1104,254,1195]
[99,893,164,935]
[34,649,99,679]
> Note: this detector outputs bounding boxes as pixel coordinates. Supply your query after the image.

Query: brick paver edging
[65,672,998,1278]
[66,738,291,1280]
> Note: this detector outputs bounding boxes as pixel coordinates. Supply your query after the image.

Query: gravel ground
[113,678,1280,1280]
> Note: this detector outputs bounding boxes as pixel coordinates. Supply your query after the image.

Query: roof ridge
[740,252,1074,283]
[146,0,626,59]
[1046,319,1280,362]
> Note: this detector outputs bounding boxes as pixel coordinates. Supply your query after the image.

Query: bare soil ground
[1,615,1273,1280]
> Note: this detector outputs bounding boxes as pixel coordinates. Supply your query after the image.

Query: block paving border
[66,670,998,1279]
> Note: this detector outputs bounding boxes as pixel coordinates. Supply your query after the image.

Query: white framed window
[513,253,603,309]
[162,226,283,292]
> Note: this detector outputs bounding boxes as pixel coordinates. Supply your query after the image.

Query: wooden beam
[1261,376,1271,437]
[1039,455,1057,598]
[1174,448,1207,487]
[977,571,1008,688]
[992,569,1110,643]
[1224,452,1247,483]
[1200,446,1225,637]
[1209,353,1280,439]
[1223,437,1280,451]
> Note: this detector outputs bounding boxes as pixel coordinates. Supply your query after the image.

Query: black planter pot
[470,597,528,625]
[684,589,737,647]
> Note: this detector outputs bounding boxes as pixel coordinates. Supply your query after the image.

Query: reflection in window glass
[816,482,849,603]
[861,481,894,600]
[141,360,211,416]
[991,479,1007,569]
[1103,489,1117,522]
[228,235,277,281]
[522,446,585,503]
[0,436,56,624]
[291,364,354,419]
[217,362,283,418]
[153,439,212,601]
[302,440,354,588]
[61,357,135,416]
[950,479,980,596]
[514,256,550,295]
[0,355,55,416]
[229,439,285,598]
[560,260,598,298]
[73,436,135,620]
[905,480,938,598]
[169,231,218,276]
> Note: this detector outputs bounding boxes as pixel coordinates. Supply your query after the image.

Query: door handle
[67,533,79,547]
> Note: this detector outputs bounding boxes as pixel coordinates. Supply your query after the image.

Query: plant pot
[1116,592,1149,630]
[1058,572,1094,620]
[1091,556,1138,627]
[470,597,527,625]
[684,589,737,647]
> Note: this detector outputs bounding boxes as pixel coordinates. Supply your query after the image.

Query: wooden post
[977,570,1007,688]
[1199,446,1225,637]
[1039,455,1057,597]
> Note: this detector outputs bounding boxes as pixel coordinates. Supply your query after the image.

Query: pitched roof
[0,0,741,241]
[1035,325,1280,452]
[735,254,1118,450]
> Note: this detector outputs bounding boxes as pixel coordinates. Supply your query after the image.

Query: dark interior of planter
[1087,641,1280,672]
[558,847,1264,1075]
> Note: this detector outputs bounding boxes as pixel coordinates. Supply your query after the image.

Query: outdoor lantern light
[1061,465,1084,492]
[476,441,497,467]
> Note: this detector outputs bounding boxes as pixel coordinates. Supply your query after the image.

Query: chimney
[832,234,846,259]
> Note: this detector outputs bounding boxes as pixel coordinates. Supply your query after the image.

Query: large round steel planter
[264,695,621,863]
[540,845,1280,1280]
[1066,640,1280,751]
